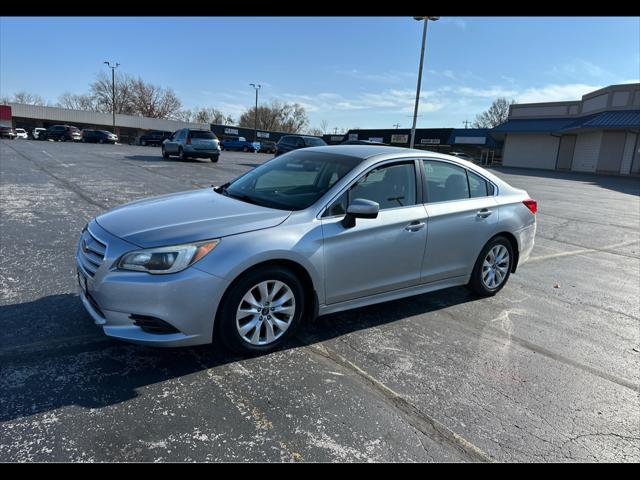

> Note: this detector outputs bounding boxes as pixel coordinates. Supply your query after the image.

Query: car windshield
[221,150,361,211]
[305,137,327,147]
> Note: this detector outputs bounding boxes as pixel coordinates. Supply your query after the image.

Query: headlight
[117,239,219,274]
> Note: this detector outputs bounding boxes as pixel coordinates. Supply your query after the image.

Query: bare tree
[89,71,136,115]
[127,77,183,119]
[319,119,329,134]
[190,106,234,125]
[473,97,515,128]
[1,91,46,105]
[57,93,98,111]
[306,127,324,136]
[239,100,309,133]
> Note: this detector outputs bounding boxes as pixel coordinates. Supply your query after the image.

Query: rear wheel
[162,146,169,159]
[59,136,66,142]
[178,147,186,161]
[468,236,513,297]
[242,146,249,152]
[141,139,147,146]
[211,155,219,163]
[217,266,305,355]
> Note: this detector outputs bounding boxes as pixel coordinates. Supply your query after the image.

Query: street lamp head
[413,16,440,21]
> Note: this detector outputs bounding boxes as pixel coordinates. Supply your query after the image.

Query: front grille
[78,228,107,277]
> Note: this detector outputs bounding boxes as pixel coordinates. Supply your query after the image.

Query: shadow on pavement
[0,287,477,422]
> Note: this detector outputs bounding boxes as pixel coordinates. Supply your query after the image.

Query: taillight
[523,199,537,215]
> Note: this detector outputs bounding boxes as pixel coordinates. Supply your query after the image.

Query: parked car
[341,139,388,146]
[162,128,220,162]
[259,140,277,154]
[82,129,118,144]
[14,128,28,139]
[275,135,327,156]
[139,130,172,146]
[33,128,46,140]
[219,136,261,153]
[0,126,16,139]
[76,145,537,354]
[41,124,82,142]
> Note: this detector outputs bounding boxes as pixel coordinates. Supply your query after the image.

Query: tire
[59,136,66,142]
[220,145,225,151]
[162,146,169,159]
[99,139,104,144]
[468,235,514,297]
[178,147,186,161]
[217,266,305,355]
[211,155,219,163]
[141,139,147,146]
[242,146,249,152]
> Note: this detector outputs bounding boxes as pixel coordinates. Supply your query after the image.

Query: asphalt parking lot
[1,139,639,462]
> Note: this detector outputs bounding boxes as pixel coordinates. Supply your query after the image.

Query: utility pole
[410,16,439,149]
[463,120,471,128]
[103,61,120,135]
[393,123,401,129]
[249,83,261,143]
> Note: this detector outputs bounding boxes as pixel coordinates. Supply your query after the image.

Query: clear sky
[1,16,638,131]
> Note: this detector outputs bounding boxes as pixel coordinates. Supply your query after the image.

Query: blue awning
[559,110,640,131]
[490,118,576,134]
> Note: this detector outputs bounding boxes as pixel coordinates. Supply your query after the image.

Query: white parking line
[528,239,640,262]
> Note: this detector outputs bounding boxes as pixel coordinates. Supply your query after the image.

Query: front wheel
[217,267,305,355]
[211,155,219,163]
[242,146,249,152]
[162,146,169,159]
[178,147,186,161]
[468,236,513,297]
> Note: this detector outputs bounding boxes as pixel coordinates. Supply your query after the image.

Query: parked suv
[82,129,118,144]
[259,140,277,154]
[42,125,82,142]
[0,126,16,139]
[162,129,221,162]
[33,128,46,140]
[219,136,261,152]
[275,135,327,156]
[14,128,28,139]
[139,130,172,146]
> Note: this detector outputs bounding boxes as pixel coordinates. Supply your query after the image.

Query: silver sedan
[76,145,537,354]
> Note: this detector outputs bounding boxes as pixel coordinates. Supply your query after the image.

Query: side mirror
[342,198,379,228]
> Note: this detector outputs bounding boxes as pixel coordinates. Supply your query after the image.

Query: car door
[166,130,180,153]
[321,160,428,304]
[420,159,499,283]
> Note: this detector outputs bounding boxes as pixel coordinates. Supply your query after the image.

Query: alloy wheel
[481,245,510,289]
[235,280,296,346]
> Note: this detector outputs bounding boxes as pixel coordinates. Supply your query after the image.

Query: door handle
[477,209,493,218]
[405,221,426,232]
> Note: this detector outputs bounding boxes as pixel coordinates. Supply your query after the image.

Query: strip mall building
[492,83,640,175]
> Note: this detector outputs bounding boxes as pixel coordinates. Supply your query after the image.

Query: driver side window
[323,162,417,217]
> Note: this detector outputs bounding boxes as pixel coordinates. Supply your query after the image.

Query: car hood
[96,188,291,248]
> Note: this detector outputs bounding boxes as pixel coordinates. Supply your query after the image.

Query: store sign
[348,133,358,141]
[391,134,408,143]
[368,137,383,143]
[455,136,485,145]
[257,131,269,138]
[224,127,239,135]
[331,136,344,142]
[420,138,441,145]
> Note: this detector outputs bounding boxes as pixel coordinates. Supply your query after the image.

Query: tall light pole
[249,83,261,143]
[410,16,439,149]
[104,61,120,134]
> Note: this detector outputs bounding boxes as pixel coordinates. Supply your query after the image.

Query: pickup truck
[219,136,260,152]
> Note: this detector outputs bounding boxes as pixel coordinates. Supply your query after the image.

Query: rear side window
[468,170,489,198]
[423,160,469,202]
[189,131,216,139]
[304,137,327,147]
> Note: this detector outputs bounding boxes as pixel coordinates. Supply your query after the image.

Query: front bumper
[76,220,230,347]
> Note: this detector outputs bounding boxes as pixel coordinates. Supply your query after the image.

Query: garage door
[502,134,560,170]
[571,132,601,173]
